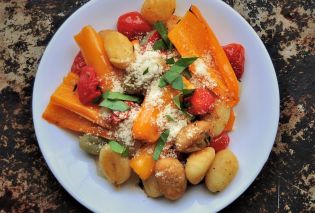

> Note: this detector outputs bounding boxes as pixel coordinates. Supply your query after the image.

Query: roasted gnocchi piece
[175,121,211,153]
[185,147,215,184]
[99,30,134,69]
[202,101,231,137]
[141,0,176,24]
[205,149,239,192]
[142,175,163,198]
[99,144,131,185]
[155,158,186,200]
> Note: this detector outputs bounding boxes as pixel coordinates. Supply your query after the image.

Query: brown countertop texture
[0,0,314,212]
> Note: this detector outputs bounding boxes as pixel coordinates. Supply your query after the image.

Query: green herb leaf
[171,76,184,91]
[108,141,129,157]
[166,58,175,64]
[182,89,195,96]
[182,69,192,79]
[173,94,182,109]
[153,39,167,50]
[153,129,170,160]
[104,91,141,103]
[154,21,172,50]
[158,77,168,88]
[143,68,149,75]
[166,115,175,122]
[99,99,130,111]
[164,70,181,83]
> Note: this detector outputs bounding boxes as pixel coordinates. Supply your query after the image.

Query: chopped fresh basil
[166,58,175,64]
[153,129,170,160]
[143,68,149,75]
[182,69,192,79]
[158,78,168,88]
[92,95,102,104]
[182,89,195,96]
[173,94,182,109]
[166,115,175,122]
[103,91,141,103]
[99,99,130,112]
[153,39,167,50]
[108,141,129,157]
[171,76,184,91]
[159,57,198,90]
[154,21,172,50]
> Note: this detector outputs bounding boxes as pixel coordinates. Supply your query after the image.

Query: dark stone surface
[0,0,314,212]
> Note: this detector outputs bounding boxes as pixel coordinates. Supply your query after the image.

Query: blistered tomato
[223,43,245,80]
[210,133,230,152]
[71,51,87,75]
[187,88,216,115]
[117,11,152,40]
[77,66,101,105]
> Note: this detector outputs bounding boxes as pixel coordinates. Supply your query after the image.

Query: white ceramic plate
[32,0,279,212]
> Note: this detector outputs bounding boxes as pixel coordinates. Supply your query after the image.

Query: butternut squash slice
[43,102,112,139]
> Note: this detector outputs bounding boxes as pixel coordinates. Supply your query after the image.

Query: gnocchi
[205,149,239,192]
[141,0,176,24]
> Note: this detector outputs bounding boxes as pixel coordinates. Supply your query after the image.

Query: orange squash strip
[132,86,178,143]
[130,149,155,180]
[74,25,120,91]
[50,72,109,128]
[168,6,239,106]
[224,109,235,132]
[43,102,111,139]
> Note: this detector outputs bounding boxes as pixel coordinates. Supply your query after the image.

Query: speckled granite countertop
[0,0,314,212]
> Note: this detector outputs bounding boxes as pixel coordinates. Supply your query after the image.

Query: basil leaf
[171,76,184,91]
[99,99,130,112]
[108,141,128,157]
[154,22,172,50]
[182,89,195,96]
[173,94,182,109]
[166,58,175,64]
[175,57,198,67]
[182,69,192,79]
[153,129,170,160]
[153,39,167,50]
[143,68,149,75]
[102,90,110,99]
[159,78,168,88]
[105,91,141,103]
[166,115,175,122]
[164,70,181,83]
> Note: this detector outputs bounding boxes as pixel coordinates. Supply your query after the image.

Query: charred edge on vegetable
[73,84,77,92]
[189,7,199,19]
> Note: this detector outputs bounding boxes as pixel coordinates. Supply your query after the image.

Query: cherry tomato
[77,66,101,105]
[223,43,245,80]
[117,11,152,40]
[108,102,139,125]
[147,30,161,44]
[210,133,230,152]
[71,51,87,75]
[187,88,216,115]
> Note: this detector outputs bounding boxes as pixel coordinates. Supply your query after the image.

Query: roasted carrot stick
[130,149,155,180]
[50,72,109,128]
[74,25,121,91]
[168,5,239,106]
[43,102,111,139]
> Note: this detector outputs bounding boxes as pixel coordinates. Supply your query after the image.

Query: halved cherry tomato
[117,12,152,40]
[210,133,230,152]
[77,66,101,105]
[223,43,245,80]
[187,88,216,115]
[71,51,87,75]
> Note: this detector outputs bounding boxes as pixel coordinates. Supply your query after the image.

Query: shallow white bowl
[32,0,279,212]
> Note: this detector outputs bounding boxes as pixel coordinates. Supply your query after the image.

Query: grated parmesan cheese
[114,107,139,147]
[191,58,217,89]
[123,43,166,94]
[156,104,189,142]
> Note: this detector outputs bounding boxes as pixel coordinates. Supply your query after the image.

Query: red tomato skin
[77,66,101,105]
[147,30,161,44]
[117,12,152,40]
[210,133,230,152]
[223,43,245,80]
[71,51,87,75]
[187,88,216,115]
